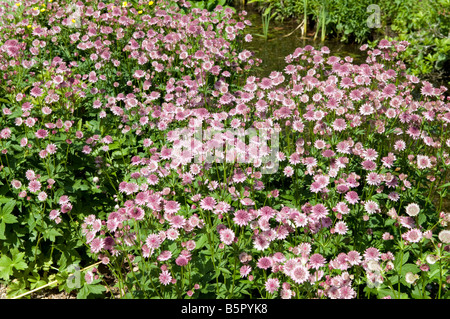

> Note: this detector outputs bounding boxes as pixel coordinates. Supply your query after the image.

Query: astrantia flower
[347,251,362,265]
[166,228,180,240]
[438,230,450,243]
[265,278,280,294]
[35,129,48,139]
[11,180,22,189]
[28,180,41,193]
[233,210,250,226]
[364,200,380,214]
[169,215,186,229]
[309,253,326,269]
[363,247,380,261]
[159,270,172,285]
[292,212,308,227]
[334,221,348,235]
[90,237,104,253]
[403,228,423,243]
[311,204,328,220]
[416,155,432,169]
[146,234,162,249]
[339,285,356,299]
[405,203,420,217]
[37,191,47,201]
[220,228,235,245]
[257,257,272,270]
[200,196,216,211]
[253,234,270,251]
[361,160,377,171]
[175,255,189,267]
[240,265,252,278]
[405,272,418,284]
[335,202,350,215]
[157,251,172,262]
[345,191,359,204]
[291,265,309,284]
[30,86,43,97]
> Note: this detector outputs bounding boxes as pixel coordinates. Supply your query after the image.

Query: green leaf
[437,182,450,189]
[394,251,410,270]
[3,200,16,215]
[0,221,5,240]
[0,249,26,281]
[0,255,13,280]
[77,283,106,299]
[401,263,420,275]
[0,201,17,225]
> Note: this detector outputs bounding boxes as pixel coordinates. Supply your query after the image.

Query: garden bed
[0,0,449,299]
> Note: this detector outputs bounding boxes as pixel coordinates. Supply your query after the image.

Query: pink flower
[28,180,41,193]
[200,196,216,211]
[175,255,189,267]
[220,228,235,245]
[334,221,348,235]
[240,265,252,278]
[35,129,48,139]
[364,200,380,214]
[90,237,104,253]
[265,278,280,294]
[347,251,362,266]
[37,191,47,201]
[363,247,380,261]
[403,229,423,243]
[417,155,432,169]
[146,234,162,249]
[257,257,272,270]
[290,265,309,284]
[345,191,359,204]
[309,253,326,269]
[157,251,172,262]
[159,270,172,285]
[233,210,250,226]
[405,203,420,217]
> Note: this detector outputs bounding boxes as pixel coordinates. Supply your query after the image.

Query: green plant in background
[189,0,234,10]
[382,0,450,85]
[313,0,327,42]
[302,0,307,37]
[248,0,277,40]
[261,6,276,40]
[244,0,449,83]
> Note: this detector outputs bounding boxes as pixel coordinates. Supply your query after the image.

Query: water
[236,3,365,78]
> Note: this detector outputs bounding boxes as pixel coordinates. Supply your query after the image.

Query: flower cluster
[0,0,449,299]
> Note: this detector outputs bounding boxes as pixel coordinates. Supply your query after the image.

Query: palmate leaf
[77,282,106,299]
[0,249,27,281]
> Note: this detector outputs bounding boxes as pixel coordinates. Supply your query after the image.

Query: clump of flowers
[0,0,449,299]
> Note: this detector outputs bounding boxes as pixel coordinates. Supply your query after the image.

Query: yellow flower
[33,7,38,10]
[138,10,143,14]
[149,1,154,5]
[27,25,32,28]
[40,8,45,12]
[15,2,21,6]
[41,3,45,6]
[122,1,127,7]
[72,19,76,23]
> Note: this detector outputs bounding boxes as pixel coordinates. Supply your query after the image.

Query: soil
[0,283,77,299]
